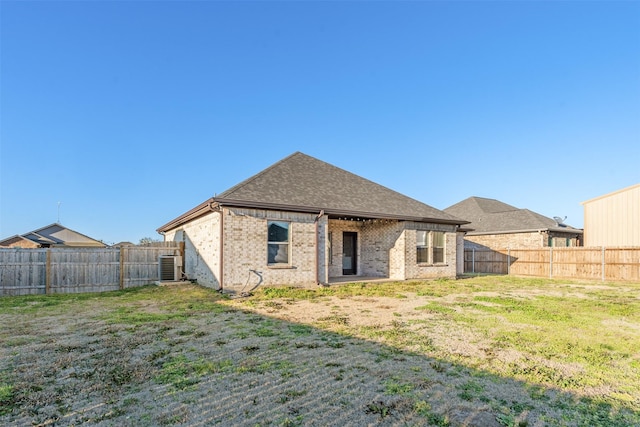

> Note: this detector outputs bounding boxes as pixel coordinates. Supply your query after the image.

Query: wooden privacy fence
[0,243,183,296]
[464,247,640,282]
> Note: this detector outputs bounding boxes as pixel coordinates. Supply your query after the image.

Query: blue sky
[1,1,639,245]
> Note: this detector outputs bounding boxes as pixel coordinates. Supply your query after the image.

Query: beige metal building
[582,183,640,247]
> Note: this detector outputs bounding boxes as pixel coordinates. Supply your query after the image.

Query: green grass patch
[104,306,188,324]
[155,355,233,390]
[0,383,15,416]
[384,379,414,395]
[415,302,456,315]
[288,324,313,335]
[414,400,450,426]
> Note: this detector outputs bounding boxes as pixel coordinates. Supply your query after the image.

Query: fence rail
[464,246,640,282]
[0,243,183,296]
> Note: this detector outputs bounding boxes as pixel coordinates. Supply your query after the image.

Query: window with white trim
[416,230,446,264]
[432,231,445,263]
[267,221,290,264]
[416,230,429,263]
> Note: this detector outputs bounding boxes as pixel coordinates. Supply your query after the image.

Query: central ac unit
[158,255,182,281]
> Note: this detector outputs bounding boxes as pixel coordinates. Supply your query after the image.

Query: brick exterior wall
[327,220,457,281]
[164,211,221,289]
[464,231,581,250]
[389,227,406,280]
[165,209,460,291]
[403,223,458,279]
[327,219,405,279]
[222,208,317,292]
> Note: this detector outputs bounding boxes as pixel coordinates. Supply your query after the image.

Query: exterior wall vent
[158,255,182,281]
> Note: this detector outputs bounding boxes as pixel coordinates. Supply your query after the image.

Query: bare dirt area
[1,279,639,427]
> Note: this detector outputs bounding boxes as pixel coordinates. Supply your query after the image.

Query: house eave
[157,197,469,234]
[156,198,219,234]
[214,198,468,226]
[466,228,583,236]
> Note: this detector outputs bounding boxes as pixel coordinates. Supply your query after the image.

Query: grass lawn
[0,276,638,426]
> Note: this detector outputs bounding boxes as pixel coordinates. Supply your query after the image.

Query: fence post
[602,246,605,282]
[119,247,125,290]
[549,247,553,278]
[45,249,51,295]
[472,248,475,274]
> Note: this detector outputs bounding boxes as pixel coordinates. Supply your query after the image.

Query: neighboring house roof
[158,152,467,233]
[0,223,106,248]
[444,196,583,235]
[0,235,40,248]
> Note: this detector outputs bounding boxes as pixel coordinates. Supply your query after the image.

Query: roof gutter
[156,199,219,233]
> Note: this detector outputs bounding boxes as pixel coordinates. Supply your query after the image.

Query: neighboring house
[157,152,468,293]
[0,223,106,248]
[444,197,583,250]
[581,183,640,247]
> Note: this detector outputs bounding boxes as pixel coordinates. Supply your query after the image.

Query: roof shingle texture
[216,152,463,223]
[444,197,582,234]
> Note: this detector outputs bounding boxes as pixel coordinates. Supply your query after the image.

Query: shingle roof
[0,223,106,247]
[158,152,466,232]
[444,196,582,235]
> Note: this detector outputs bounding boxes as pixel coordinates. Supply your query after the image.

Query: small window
[328,232,333,264]
[416,230,429,263]
[267,221,290,264]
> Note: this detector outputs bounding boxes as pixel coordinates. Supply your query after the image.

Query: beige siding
[0,236,40,248]
[582,183,640,247]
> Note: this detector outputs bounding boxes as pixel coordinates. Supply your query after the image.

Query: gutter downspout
[219,205,224,292]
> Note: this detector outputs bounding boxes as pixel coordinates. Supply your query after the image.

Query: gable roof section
[444,196,582,235]
[0,235,40,248]
[158,152,467,233]
[0,223,106,248]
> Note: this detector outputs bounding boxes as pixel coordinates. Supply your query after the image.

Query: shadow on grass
[0,284,638,427]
